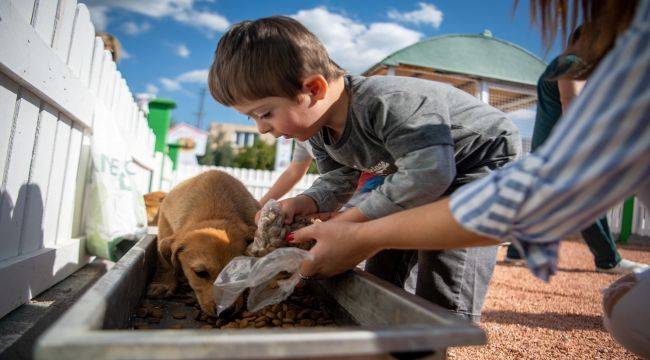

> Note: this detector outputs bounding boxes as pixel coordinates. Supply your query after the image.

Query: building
[208,122,275,149]
[167,123,209,166]
[364,30,547,152]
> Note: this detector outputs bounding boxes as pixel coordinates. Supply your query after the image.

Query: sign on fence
[84,107,148,260]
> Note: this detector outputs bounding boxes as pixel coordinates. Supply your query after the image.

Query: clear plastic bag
[213,247,313,315]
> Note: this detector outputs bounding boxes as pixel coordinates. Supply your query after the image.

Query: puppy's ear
[227,222,257,244]
[158,235,184,269]
[170,240,185,269]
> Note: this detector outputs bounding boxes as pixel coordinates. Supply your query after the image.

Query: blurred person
[503,26,648,274]
[97,32,122,63]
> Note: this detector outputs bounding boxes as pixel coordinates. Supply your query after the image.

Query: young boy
[209,16,521,321]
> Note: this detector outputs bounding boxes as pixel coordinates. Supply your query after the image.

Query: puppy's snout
[200,299,216,316]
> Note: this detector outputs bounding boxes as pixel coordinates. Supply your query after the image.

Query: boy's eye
[259,111,271,119]
[195,270,210,279]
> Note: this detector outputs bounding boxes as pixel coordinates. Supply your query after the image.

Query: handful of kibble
[246,200,317,257]
[218,287,335,329]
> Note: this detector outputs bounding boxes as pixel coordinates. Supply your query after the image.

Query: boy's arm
[356,145,455,219]
[260,159,312,206]
[301,164,361,213]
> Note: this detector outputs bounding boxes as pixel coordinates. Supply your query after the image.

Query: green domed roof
[368,31,547,86]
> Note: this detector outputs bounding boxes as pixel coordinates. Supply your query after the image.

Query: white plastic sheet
[213,247,313,315]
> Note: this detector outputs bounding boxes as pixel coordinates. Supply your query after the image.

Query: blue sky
[81,0,561,135]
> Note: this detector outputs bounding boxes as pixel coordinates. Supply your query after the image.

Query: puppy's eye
[195,270,210,279]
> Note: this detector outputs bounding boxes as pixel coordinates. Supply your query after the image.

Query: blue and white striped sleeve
[450,2,650,280]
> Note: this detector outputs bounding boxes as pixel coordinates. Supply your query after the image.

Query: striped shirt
[450,0,650,281]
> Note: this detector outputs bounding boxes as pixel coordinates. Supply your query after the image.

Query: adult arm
[557,79,585,111]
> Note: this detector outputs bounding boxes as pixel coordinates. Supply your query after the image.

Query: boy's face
[233,94,323,142]
[233,75,332,142]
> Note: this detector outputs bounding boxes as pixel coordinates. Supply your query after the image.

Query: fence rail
[170,164,319,201]
[0,0,156,319]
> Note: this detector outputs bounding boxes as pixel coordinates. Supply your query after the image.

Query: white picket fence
[0,0,156,318]
[170,164,320,201]
[607,198,650,238]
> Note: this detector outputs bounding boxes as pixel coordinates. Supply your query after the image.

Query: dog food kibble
[172,311,187,319]
[134,322,149,329]
[210,287,337,330]
[136,307,149,318]
[184,297,196,306]
[150,308,163,319]
[134,278,337,330]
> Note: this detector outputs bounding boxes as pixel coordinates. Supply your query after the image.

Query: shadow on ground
[482,310,604,331]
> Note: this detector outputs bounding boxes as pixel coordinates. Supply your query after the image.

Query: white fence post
[0,0,157,318]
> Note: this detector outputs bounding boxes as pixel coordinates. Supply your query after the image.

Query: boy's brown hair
[209,16,345,106]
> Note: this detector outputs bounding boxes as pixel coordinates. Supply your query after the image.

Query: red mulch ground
[448,239,650,360]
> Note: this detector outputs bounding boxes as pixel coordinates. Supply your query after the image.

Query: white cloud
[87,5,109,31]
[291,7,423,73]
[173,10,229,34]
[159,69,208,91]
[121,21,151,35]
[120,47,132,59]
[177,69,208,83]
[160,78,182,91]
[83,0,229,34]
[388,3,443,28]
[175,44,191,58]
[145,83,159,94]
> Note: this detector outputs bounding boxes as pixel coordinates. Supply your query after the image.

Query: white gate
[0,0,156,318]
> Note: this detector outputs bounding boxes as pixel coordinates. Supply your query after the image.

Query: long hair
[521,0,638,79]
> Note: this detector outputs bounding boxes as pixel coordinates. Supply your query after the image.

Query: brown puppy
[148,170,260,315]
[144,191,166,225]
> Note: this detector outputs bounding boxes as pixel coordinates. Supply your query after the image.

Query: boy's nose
[256,122,272,134]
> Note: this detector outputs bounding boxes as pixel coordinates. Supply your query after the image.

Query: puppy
[144,191,166,226]
[148,170,260,315]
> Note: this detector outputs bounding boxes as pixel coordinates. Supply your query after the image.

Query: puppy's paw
[147,282,176,298]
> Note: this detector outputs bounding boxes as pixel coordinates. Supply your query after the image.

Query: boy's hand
[289,221,379,278]
[278,195,317,224]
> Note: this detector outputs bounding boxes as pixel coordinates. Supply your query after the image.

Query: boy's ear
[302,74,328,101]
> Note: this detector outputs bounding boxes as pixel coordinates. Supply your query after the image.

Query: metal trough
[36,234,485,359]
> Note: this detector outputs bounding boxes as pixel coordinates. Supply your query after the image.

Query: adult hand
[290,220,380,278]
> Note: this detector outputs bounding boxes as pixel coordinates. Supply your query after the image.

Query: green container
[167,143,182,170]
[147,99,176,153]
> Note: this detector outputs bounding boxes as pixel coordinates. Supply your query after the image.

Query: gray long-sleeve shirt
[302,75,520,220]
